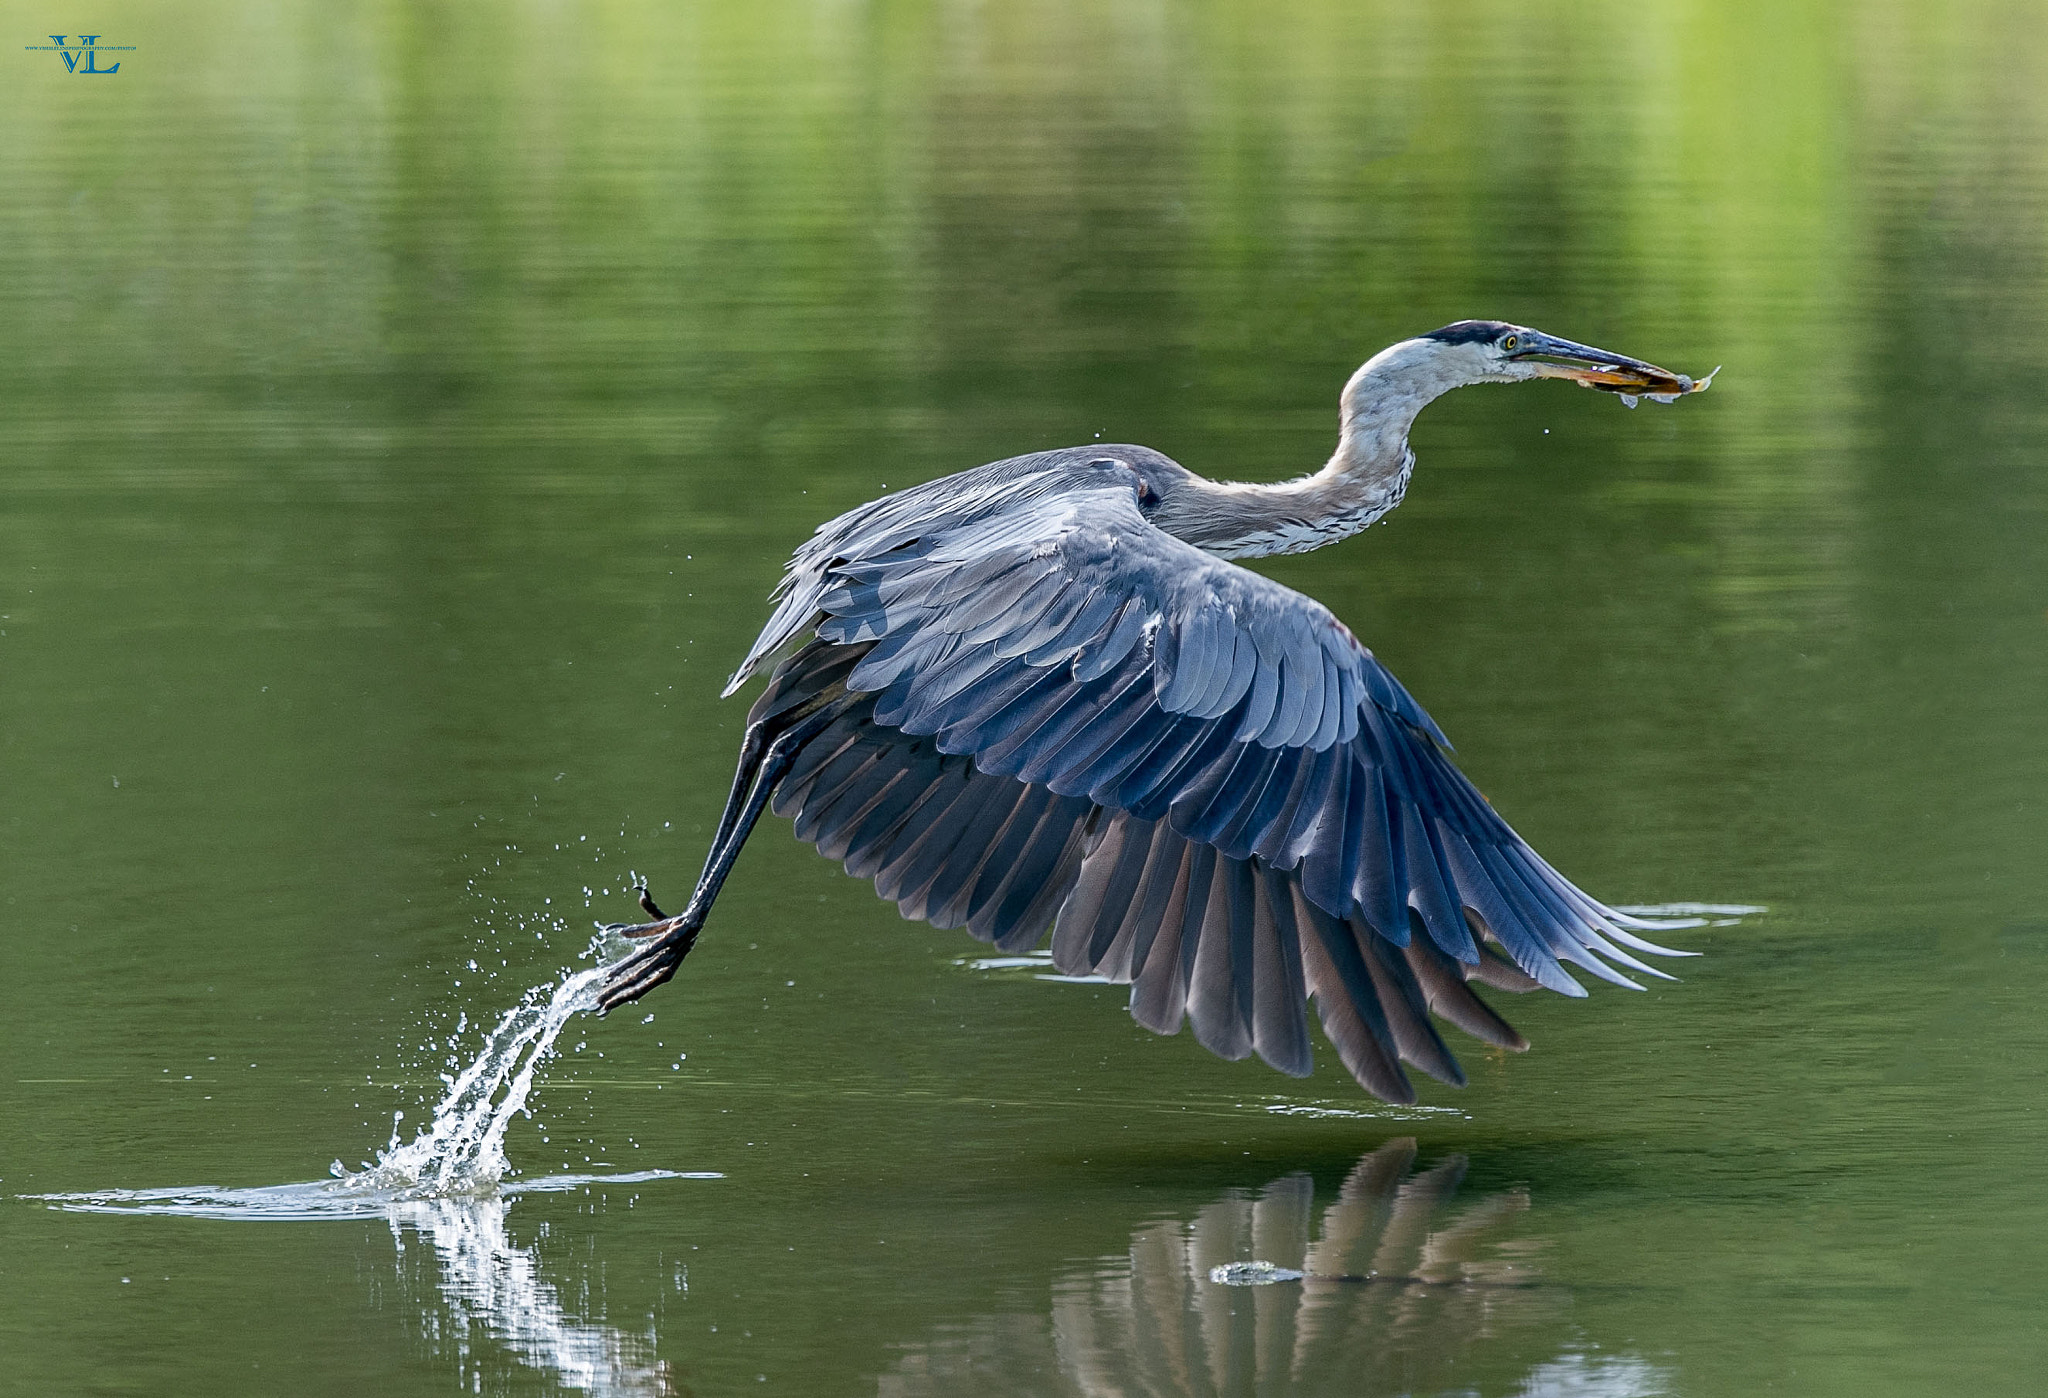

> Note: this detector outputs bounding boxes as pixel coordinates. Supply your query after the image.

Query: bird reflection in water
[880,1139,1667,1398]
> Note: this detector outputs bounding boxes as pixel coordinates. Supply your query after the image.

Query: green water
[5,1,2047,1392]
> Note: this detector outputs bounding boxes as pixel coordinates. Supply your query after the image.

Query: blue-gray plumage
[596,322,1715,1103]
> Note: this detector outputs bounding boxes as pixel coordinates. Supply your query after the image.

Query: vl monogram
[27,35,134,73]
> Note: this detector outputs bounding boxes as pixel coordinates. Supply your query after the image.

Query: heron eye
[1501,334,1520,353]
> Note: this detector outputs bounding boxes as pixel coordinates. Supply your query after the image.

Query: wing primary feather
[1186,853,1254,1062]
[1050,815,1131,974]
[1354,919,1466,1086]
[1398,802,1479,964]
[868,764,981,903]
[809,756,920,863]
[1106,818,1185,983]
[1080,814,1162,969]
[925,782,1050,930]
[1532,863,1695,963]
[982,812,1093,953]
[1401,917,1528,1052]
[1251,870,1313,1076]
[901,776,1038,926]
[967,792,1093,949]
[1291,885,1413,1104]
[1367,704,1481,962]
[792,742,903,848]
[1462,910,1546,992]
[1498,847,1674,981]
[1470,839,1641,990]
[1440,832,1584,995]
[1129,842,1199,1034]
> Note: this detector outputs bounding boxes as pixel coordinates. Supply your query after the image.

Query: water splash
[341,961,606,1198]
[1209,1261,1306,1286]
[30,940,711,1219]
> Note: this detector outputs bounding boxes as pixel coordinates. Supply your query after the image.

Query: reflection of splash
[32,1174,708,1397]
[879,1140,1672,1398]
[389,1194,678,1398]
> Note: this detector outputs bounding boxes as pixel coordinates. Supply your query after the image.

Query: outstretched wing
[742,456,1684,1101]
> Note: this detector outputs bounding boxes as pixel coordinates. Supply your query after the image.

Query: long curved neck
[1153,340,1468,560]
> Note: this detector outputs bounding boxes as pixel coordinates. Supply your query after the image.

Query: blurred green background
[3,1,2046,1393]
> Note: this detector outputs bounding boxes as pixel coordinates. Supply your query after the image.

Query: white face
[1457,332,1547,383]
[1347,332,1536,410]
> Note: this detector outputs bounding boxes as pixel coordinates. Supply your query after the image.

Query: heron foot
[595,889,702,1014]
[599,884,672,934]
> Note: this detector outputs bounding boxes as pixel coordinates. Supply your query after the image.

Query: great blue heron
[596,322,1715,1104]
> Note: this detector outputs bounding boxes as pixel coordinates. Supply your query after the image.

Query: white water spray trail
[344,963,608,1197]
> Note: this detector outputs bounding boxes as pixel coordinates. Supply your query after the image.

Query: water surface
[4,1,2048,1393]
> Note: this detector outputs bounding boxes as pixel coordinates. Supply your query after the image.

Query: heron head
[1415,320,1713,401]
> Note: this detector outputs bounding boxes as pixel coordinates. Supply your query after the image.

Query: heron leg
[694,717,773,893]
[611,719,769,939]
[594,689,853,1013]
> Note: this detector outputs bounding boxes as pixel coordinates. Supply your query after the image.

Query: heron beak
[1509,332,1716,403]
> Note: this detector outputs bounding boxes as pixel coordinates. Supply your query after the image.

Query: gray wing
[742,458,1684,1102]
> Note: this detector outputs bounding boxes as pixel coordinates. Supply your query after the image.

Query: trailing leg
[595,688,853,1013]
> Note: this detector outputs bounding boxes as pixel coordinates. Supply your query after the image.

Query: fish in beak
[1509,331,1718,407]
